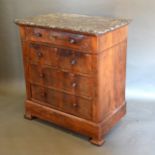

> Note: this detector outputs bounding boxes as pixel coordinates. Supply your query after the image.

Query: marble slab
[15,13,131,35]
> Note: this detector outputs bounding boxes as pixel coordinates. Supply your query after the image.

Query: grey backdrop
[0,0,154,100]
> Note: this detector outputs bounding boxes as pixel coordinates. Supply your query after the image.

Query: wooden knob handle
[73,103,78,107]
[41,92,47,98]
[37,51,43,57]
[54,47,58,52]
[50,35,58,40]
[34,32,42,37]
[72,82,77,88]
[69,38,76,44]
[71,59,76,65]
[39,73,44,78]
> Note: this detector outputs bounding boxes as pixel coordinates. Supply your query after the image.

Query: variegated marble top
[15,13,130,35]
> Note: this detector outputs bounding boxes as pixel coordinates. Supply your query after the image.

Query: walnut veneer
[15,13,130,145]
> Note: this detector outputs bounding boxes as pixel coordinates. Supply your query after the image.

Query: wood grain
[26,27,97,52]
[17,24,128,145]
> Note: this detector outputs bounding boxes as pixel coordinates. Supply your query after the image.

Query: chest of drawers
[15,13,130,145]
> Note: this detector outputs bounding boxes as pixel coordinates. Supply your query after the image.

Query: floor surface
[0,82,155,155]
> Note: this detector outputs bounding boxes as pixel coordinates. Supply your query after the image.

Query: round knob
[73,103,78,107]
[72,82,77,88]
[50,35,58,40]
[41,92,47,98]
[37,51,43,57]
[34,32,42,37]
[39,73,44,78]
[71,59,76,65]
[69,38,76,44]
[54,47,58,52]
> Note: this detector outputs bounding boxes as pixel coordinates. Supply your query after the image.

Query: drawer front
[29,44,58,67]
[29,44,93,74]
[29,64,93,98]
[26,27,96,52]
[31,84,92,120]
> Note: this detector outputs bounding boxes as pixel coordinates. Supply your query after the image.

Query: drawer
[29,44,58,67]
[31,84,92,120]
[26,27,96,52]
[29,64,93,98]
[29,44,93,74]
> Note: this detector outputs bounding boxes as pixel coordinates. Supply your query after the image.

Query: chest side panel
[95,26,128,122]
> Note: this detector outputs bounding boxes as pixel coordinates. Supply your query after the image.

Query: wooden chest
[15,13,130,145]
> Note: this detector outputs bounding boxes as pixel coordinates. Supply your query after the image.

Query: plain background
[0,0,155,100]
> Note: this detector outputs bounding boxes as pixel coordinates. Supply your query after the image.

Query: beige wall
[0,0,154,98]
